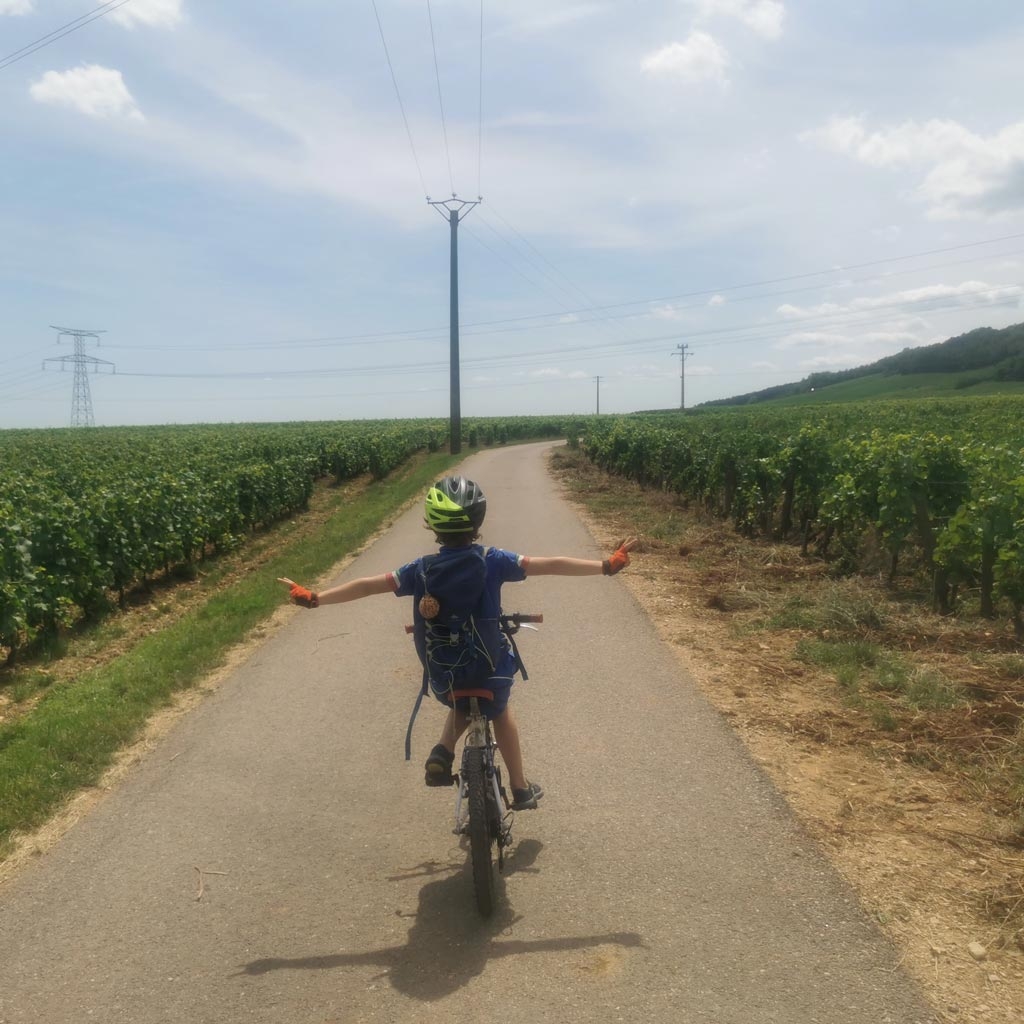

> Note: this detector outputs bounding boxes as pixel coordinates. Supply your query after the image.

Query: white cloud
[696,0,785,40]
[801,115,1024,218]
[492,111,590,129]
[30,65,145,122]
[859,330,924,347]
[800,353,863,370]
[491,3,604,37]
[650,303,688,320]
[776,331,850,349]
[777,301,842,318]
[110,0,183,29]
[641,31,730,86]
[528,368,589,380]
[0,1,33,15]
[778,280,1023,319]
[708,293,726,306]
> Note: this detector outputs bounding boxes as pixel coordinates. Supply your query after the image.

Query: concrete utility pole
[673,342,691,410]
[44,326,115,427]
[594,375,602,415]
[428,196,479,455]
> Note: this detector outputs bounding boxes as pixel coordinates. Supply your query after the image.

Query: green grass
[0,452,459,856]
[795,637,964,712]
[772,372,1024,407]
[758,581,888,636]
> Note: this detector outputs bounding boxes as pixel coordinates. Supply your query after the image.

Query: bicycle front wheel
[463,746,496,917]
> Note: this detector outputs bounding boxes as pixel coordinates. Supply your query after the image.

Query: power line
[370,0,429,198]
[0,0,134,71]
[476,0,484,197]
[100,286,1023,383]
[462,220,596,320]
[90,282,1024,374]
[90,233,1024,355]
[425,0,455,195]
[471,204,650,351]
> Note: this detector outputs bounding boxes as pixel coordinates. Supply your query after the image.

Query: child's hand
[603,537,637,576]
[277,577,319,608]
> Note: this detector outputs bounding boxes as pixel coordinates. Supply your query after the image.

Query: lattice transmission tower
[43,326,116,427]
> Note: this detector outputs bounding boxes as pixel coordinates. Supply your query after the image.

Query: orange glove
[602,540,631,576]
[289,584,319,608]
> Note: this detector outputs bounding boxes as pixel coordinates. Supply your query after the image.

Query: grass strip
[0,452,457,854]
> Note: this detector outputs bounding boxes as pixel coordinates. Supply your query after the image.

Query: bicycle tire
[464,746,496,917]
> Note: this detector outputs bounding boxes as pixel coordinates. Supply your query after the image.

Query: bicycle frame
[405,611,542,913]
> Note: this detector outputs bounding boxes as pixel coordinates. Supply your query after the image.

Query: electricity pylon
[428,195,479,454]
[44,326,115,427]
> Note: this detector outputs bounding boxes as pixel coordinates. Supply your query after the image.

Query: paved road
[0,442,937,1023]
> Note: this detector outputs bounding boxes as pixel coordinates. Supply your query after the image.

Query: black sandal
[511,781,543,810]
[424,743,455,787]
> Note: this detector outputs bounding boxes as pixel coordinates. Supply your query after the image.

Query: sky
[2,0,1024,428]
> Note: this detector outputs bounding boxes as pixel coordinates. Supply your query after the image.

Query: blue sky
[2,0,1023,427]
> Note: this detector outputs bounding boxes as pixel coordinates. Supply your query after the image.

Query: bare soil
[550,446,1024,1024]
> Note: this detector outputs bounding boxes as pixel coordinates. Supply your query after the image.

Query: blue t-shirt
[391,545,528,690]
[391,544,527,612]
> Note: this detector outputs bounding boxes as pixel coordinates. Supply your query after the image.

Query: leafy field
[581,396,1024,635]
[771,372,1024,405]
[0,416,577,664]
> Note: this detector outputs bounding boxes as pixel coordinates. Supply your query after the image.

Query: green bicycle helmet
[424,476,487,534]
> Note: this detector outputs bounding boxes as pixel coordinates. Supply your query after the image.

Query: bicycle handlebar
[404,612,542,635]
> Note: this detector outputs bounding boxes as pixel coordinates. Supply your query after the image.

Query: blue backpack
[412,545,503,698]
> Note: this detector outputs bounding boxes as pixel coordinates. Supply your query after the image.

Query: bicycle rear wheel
[463,746,496,917]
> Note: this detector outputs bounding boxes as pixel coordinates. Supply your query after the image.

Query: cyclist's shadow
[238,839,644,1001]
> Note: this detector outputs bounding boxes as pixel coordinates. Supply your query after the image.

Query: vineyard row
[0,417,576,661]
[580,399,1024,636]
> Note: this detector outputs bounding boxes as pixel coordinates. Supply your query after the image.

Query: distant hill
[699,321,1024,407]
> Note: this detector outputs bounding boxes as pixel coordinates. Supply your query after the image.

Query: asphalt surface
[0,442,939,1023]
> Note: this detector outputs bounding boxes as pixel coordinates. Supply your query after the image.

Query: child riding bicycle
[280,475,636,811]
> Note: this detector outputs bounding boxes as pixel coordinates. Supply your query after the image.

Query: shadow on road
[238,839,644,1001]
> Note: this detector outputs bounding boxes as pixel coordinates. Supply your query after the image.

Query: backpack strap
[506,629,528,681]
[405,553,438,761]
[404,668,427,761]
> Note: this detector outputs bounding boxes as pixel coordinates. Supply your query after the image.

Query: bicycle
[407,611,542,917]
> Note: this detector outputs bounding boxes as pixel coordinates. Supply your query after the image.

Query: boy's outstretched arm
[277,573,394,608]
[524,537,637,577]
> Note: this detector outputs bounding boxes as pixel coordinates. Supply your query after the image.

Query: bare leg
[437,708,468,754]
[491,706,528,791]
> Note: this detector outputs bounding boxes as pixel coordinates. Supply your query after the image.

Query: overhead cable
[0,0,134,71]
[370,0,430,198]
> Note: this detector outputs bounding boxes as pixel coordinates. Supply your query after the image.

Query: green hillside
[702,322,1024,407]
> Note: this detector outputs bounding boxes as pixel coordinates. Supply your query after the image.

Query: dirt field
[550,446,1024,1024]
